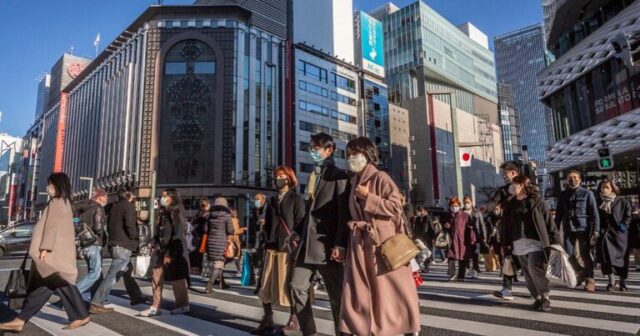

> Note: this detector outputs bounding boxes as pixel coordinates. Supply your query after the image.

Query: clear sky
[0,0,543,138]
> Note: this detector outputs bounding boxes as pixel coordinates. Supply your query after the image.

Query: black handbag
[75,220,98,248]
[4,251,30,309]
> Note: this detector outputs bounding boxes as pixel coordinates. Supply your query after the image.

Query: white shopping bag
[410,258,421,272]
[132,255,151,279]
[546,244,577,288]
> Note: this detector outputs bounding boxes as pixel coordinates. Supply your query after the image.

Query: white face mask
[450,206,460,213]
[348,154,368,173]
[160,197,170,207]
[47,185,56,197]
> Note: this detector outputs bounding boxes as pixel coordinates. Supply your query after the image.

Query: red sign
[54,92,69,172]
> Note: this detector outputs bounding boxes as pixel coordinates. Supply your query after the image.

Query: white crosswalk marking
[2,263,640,335]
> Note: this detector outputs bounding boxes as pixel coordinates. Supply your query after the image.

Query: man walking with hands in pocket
[288,132,350,336]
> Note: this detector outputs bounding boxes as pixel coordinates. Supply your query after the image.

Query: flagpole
[94,33,100,57]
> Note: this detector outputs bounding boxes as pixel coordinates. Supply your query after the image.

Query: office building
[35,74,51,119]
[21,4,286,225]
[389,103,411,194]
[498,84,520,161]
[293,0,355,64]
[293,44,359,191]
[377,1,502,206]
[494,24,553,167]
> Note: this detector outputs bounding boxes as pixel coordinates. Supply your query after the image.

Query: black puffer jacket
[76,200,106,247]
[206,205,233,262]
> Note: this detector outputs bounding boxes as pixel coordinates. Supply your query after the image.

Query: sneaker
[467,270,478,279]
[170,306,191,315]
[448,275,458,282]
[493,288,515,301]
[139,306,161,317]
[539,298,551,312]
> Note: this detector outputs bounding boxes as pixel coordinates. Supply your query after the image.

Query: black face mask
[276,178,288,190]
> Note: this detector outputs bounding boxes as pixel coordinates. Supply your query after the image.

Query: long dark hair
[47,172,72,204]
[162,188,184,224]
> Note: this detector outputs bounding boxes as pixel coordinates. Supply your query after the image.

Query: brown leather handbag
[372,216,420,271]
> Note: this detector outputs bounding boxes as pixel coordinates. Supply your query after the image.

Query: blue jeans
[76,245,102,296]
[91,246,132,306]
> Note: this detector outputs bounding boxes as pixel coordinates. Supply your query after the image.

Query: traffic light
[598,147,614,170]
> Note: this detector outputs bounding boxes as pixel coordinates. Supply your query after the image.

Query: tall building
[538,0,640,197]
[293,44,359,192]
[293,0,355,64]
[497,84,520,161]
[22,4,287,225]
[389,103,411,194]
[359,74,391,171]
[35,74,50,119]
[378,1,502,207]
[494,24,553,167]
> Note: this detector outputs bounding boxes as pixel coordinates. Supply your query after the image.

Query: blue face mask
[310,150,324,164]
[254,200,263,208]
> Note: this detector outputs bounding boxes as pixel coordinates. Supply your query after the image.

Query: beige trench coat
[339,164,421,335]
[29,198,78,284]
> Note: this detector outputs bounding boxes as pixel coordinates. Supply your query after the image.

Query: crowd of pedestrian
[1,132,639,334]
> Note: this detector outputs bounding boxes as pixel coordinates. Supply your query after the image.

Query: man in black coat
[556,170,600,292]
[75,189,108,298]
[90,190,145,313]
[288,133,349,336]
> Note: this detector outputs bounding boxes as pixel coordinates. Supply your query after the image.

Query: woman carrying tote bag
[339,137,420,336]
[0,173,90,333]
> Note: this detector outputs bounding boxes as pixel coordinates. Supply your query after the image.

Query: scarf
[599,193,616,214]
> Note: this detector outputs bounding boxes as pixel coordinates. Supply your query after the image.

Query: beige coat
[29,198,78,284]
[339,164,421,335]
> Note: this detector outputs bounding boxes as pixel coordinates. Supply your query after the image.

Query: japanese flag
[460,147,473,167]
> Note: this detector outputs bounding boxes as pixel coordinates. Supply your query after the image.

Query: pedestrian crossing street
[2,261,640,336]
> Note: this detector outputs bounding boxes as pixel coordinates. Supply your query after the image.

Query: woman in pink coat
[339,137,420,336]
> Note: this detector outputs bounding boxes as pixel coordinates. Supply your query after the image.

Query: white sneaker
[170,306,191,315]
[140,306,161,317]
[493,288,515,301]
[467,270,478,279]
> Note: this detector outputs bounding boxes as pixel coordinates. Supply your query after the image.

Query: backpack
[74,205,99,248]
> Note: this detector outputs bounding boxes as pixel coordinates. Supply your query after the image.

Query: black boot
[620,278,628,292]
[219,269,230,290]
[207,268,221,294]
[250,303,274,335]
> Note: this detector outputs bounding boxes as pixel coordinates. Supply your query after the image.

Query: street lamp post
[79,176,94,199]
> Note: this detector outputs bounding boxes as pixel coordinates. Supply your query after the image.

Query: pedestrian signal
[597,148,614,170]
